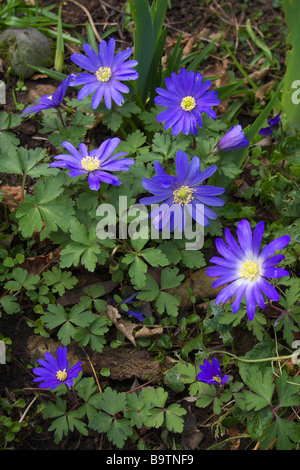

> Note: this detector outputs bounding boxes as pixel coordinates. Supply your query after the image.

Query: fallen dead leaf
[28,84,57,103]
[102,306,163,346]
[255,80,275,102]
[0,185,25,212]
[182,37,195,58]
[19,248,61,275]
[134,325,163,338]
[247,66,270,84]
[30,73,49,80]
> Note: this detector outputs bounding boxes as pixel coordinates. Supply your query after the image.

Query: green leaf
[43,398,88,444]
[155,291,181,316]
[136,274,160,301]
[124,392,151,429]
[140,247,169,267]
[0,146,58,177]
[42,267,77,296]
[127,255,148,288]
[60,220,107,272]
[164,403,186,432]
[4,267,39,291]
[260,417,300,450]
[234,368,275,411]
[16,173,75,237]
[74,316,109,352]
[88,387,132,447]
[141,387,168,408]
[276,370,300,407]
[43,303,94,345]
[0,295,21,315]
[160,267,184,290]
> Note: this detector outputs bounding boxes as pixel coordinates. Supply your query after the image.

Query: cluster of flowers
[22,39,288,390]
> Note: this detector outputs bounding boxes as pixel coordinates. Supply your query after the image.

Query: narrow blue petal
[245,284,256,320]
[259,236,290,261]
[236,219,253,255]
[258,277,280,302]
[263,267,289,279]
[252,221,264,256]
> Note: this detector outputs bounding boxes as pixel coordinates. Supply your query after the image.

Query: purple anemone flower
[22,75,74,116]
[154,68,220,136]
[120,293,144,322]
[197,358,229,385]
[70,39,139,109]
[217,124,249,152]
[206,219,290,321]
[259,111,281,136]
[139,150,225,231]
[49,137,135,191]
[32,346,82,390]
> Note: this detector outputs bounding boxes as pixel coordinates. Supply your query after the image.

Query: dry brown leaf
[0,185,25,212]
[182,37,195,58]
[30,73,49,80]
[102,305,137,345]
[248,66,270,83]
[20,248,61,275]
[102,306,163,346]
[202,59,229,88]
[114,319,137,346]
[104,304,121,323]
[255,80,275,102]
[135,325,163,338]
[28,85,57,103]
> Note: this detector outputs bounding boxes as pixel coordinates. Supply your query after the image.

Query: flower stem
[57,107,67,129]
[206,349,295,364]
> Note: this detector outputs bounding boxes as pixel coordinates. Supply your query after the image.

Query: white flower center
[212,375,222,383]
[181,96,196,111]
[173,185,194,205]
[81,156,101,172]
[240,260,260,280]
[56,369,68,381]
[96,66,112,82]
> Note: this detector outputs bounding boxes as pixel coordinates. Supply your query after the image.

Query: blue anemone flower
[22,75,74,116]
[206,219,290,321]
[32,346,82,389]
[197,358,229,385]
[120,293,144,322]
[154,68,220,136]
[70,39,139,109]
[259,111,281,136]
[217,124,249,152]
[139,150,225,231]
[49,137,134,190]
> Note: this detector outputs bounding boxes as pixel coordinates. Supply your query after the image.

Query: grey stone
[0,27,52,79]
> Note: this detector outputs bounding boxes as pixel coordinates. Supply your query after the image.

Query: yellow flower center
[212,375,222,384]
[48,95,53,100]
[181,96,196,111]
[81,156,101,172]
[173,185,194,205]
[96,66,112,82]
[240,260,260,280]
[56,369,68,382]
